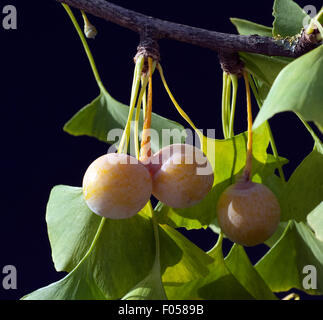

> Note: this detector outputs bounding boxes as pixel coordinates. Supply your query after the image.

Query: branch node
[134,28,160,73]
[294,28,321,57]
[218,51,244,77]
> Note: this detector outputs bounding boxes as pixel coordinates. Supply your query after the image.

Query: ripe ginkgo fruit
[217,180,281,246]
[83,153,152,219]
[148,144,214,208]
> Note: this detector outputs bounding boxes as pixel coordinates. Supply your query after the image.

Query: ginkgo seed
[217,180,281,246]
[148,144,214,208]
[82,153,152,219]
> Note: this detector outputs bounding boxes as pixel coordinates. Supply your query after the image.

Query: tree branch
[55,0,319,58]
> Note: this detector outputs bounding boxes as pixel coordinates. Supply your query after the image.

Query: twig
[55,0,319,58]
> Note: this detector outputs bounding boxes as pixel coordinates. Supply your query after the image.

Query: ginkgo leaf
[121,267,167,300]
[256,220,323,295]
[64,88,185,155]
[122,217,167,300]
[23,185,213,300]
[163,236,254,300]
[279,141,323,222]
[272,0,308,37]
[230,18,273,37]
[224,244,277,300]
[307,202,323,242]
[253,45,323,133]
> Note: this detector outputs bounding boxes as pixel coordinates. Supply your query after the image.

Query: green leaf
[159,224,213,284]
[155,124,286,230]
[121,266,167,300]
[252,77,271,104]
[264,221,289,247]
[164,237,254,300]
[256,220,323,295]
[230,18,273,37]
[46,186,101,272]
[307,202,323,241]
[279,142,323,222]
[122,238,167,301]
[231,16,293,103]
[239,53,292,88]
[253,45,323,132]
[22,255,108,300]
[24,185,213,300]
[273,0,308,37]
[224,244,277,300]
[64,88,185,155]
[46,186,157,299]
[122,208,167,301]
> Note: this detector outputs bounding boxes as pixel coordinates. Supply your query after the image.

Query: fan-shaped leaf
[253,45,323,133]
[307,202,323,242]
[64,88,185,155]
[273,0,308,37]
[23,185,213,299]
[164,237,253,300]
[230,18,273,37]
[256,220,323,295]
[279,141,323,222]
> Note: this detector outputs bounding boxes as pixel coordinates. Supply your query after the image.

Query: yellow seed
[83,153,152,219]
[217,181,281,246]
[149,144,214,208]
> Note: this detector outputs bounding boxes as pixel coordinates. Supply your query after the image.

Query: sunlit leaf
[253,45,323,133]
[279,142,323,222]
[160,224,213,284]
[122,254,167,300]
[121,270,167,300]
[256,220,323,295]
[224,244,277,300]
[164,237,254,300]
[307,202,323,242]
[264,221,289,247]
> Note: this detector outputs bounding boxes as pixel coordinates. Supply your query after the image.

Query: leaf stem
[142,79,147,122]
[62,4,104,89]
[225,75,232,137]
[243,71,253,181]
[140,58,155,162]
[134,75,149,159]
[306,7,323,35]
[222,72,229,139]
[248,74,286,183]
[157,64,200,133]
[229,74,238,138]
[119,55,144,154]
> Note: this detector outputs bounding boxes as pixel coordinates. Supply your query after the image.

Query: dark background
[0,0,322,300]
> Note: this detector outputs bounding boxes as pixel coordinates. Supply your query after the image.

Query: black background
[0,0,322,300]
